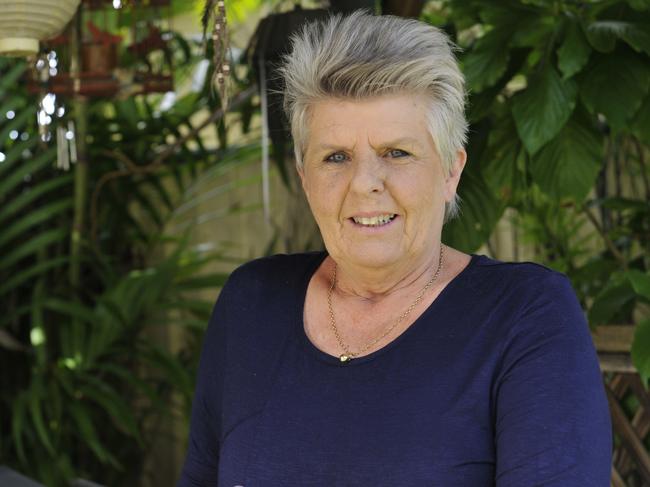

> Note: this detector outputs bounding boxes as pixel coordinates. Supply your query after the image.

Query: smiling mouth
[350,214,397,227]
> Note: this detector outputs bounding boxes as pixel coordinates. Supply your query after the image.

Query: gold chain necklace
[327,244,445,363]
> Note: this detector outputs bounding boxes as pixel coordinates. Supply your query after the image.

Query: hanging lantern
[0,0,81,57]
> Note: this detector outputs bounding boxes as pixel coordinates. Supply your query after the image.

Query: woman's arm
[177,278,231,487]
[494,272,612,486]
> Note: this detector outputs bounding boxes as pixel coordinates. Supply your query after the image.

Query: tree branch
[582,203,627,270]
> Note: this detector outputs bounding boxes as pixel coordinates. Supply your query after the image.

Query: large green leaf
[477,1,540,26]
[585,20,650,56]
[481,115,526,199]
[585,21,623,53]
[632,318,650,388]
[512,65,577,155]
[530,116,602,201]
[620,23,650,55]
[463,28,512,93]
[580,50,650,129]
[557,19,592,79]
[588,275,637,325]
[627,270,650,300]
[467,47,530,123]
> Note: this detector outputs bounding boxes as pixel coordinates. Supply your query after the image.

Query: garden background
[0,0,649,486]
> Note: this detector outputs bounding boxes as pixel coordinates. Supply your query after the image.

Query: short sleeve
[177,275,234,487]
[494,272,612,486]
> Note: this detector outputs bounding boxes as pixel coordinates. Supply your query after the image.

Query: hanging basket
[0,0,81,57]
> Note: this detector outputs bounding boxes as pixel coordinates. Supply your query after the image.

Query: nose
[350,151,385,195]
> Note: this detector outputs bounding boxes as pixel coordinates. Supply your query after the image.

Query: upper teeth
[352,214,395,226]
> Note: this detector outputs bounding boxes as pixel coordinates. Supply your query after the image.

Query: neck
[329,244,444,303]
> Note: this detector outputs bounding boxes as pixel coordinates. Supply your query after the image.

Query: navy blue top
[178,251,612,486]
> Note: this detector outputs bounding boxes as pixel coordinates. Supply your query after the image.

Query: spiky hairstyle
[278,11,468,221]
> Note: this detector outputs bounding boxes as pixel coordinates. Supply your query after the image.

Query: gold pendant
[339,354,351,363]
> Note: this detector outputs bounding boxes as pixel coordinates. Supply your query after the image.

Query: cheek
[312,174,345,210]
[394,173,444,221]
[305,179,340,223]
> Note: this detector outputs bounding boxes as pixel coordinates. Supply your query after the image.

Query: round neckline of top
[295,251,484,367]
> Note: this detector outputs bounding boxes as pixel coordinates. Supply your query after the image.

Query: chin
[338,245,405,270]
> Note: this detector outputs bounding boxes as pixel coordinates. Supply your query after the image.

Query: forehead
[307,93,432,146]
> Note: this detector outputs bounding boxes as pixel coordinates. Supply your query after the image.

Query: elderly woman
[178,11,612,487]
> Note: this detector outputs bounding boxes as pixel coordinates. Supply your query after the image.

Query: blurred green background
[1,0,649,485]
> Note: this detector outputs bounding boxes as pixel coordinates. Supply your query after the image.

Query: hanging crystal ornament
[68,120,77,165]
[55,121,76,171]
[33,52,52,142]
[56,125,69,170]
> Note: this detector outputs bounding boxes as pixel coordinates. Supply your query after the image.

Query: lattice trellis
[593,325,650,487]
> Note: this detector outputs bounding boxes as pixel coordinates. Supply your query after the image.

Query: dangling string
[210,0,231,110]
[259,57,271,226]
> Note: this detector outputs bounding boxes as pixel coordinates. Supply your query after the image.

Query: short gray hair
[279,10,468,221]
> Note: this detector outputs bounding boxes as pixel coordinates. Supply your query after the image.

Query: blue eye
[387,149,409,158]
[325,152,347,163]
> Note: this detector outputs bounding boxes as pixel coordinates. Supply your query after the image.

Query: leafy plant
[426,0,650,385]
[0,19,262,485]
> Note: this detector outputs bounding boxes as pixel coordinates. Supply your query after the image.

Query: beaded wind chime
[27,0,175,171]
[203,0,231,109]
[204,1,272,222]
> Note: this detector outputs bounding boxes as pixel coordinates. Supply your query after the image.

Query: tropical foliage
[0,22,261,486]
[429,0,650,385]
[3,0,650,484]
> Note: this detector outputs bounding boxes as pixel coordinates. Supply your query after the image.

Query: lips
[350,213,397,227]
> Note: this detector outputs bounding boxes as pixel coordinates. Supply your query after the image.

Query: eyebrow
[312,137,423,153]
[379,137,423,150]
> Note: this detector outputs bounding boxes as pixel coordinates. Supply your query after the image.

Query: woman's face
[298,93,466,271]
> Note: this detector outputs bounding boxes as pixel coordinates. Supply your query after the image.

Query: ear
[443,148,467,202]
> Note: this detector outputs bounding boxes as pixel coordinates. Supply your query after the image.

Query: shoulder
[469,255,590,354]
[217,251,327,307]
[468,253,574,304]
[471,253,564,281]
[459,254,583,342]
[228,251,326,287]
[204,252,326,349]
